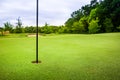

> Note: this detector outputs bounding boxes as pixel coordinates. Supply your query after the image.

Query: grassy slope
[0,33,120,80]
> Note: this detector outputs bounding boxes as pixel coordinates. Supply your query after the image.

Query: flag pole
[36,0,39,63]
[32,0,41,64]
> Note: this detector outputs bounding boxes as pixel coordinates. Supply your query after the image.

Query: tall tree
[15,17,23,33]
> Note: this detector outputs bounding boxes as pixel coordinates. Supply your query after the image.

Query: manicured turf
[0,33,120,80]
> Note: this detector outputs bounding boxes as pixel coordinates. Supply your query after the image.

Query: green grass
[0,33,120,80]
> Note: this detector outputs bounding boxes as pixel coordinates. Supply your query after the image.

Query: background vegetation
[0,0,120,35]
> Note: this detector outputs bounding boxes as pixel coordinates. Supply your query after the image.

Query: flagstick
[36,0,39,63]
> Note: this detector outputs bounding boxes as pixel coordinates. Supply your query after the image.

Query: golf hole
[32,61,42,64]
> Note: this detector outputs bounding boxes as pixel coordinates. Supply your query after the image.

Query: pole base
[32,60,41,64]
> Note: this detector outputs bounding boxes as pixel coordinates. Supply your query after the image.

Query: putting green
[0,33,120,80]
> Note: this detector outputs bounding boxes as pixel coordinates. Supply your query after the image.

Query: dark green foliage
[15,26,23,33]
[96,0,120,31]
[103,18,114,32]
[81,5,91,16]
[117,26,120,32]
[71,9,84,21]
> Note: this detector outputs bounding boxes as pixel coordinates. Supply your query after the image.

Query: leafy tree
[88,8,97,22]
[72,21,85,33]
[96,0,120,32]
[79,17,89,32]
[103,18,114,32]
[88,19,100,34]
[65,0,120,33]
[15,17,23,33]
[72,22,80,33]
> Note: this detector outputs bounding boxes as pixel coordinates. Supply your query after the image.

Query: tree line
[65,0,120,33]
[0,18,67,35]
[0,0,120,35]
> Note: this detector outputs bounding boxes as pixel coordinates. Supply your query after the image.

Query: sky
[0,0,91,27]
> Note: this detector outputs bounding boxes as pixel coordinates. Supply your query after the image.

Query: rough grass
[0,33,120,80]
